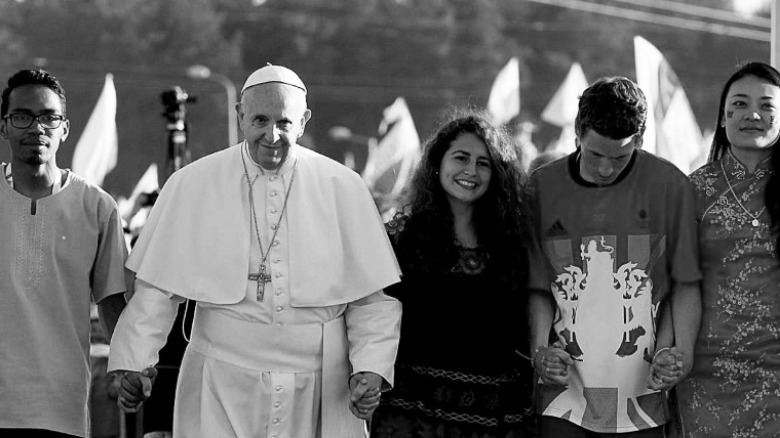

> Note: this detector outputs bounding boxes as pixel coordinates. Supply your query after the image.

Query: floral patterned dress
[676,150,780,437]
[370,214,537,438]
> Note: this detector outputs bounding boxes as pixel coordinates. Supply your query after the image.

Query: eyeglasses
[3,113,66,129]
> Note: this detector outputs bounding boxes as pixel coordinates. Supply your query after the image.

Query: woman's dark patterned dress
[370,214,537,438]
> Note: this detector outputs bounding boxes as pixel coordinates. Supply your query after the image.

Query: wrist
[531,345,546,368]
[653,347,670,361]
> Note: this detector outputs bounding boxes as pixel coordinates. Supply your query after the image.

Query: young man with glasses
[0,69,128,437]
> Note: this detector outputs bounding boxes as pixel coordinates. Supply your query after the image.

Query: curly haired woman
[370,111,539,438]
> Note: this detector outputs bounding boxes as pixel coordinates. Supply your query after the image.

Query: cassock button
[275,290,283,296]
[275,306,284,312]
[273,258,281,263]
[275,385,283,392]
[272,418,281,425]
[270,208,278,214]
[272,240,280,246]
[275,272,282,278]
[271,224,278,230]
[274,401,281,408]
[270,190,278,197]
[270,176,278,181]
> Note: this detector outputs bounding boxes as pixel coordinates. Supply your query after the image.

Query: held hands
[647,347,687,391]
[348,371,383,420]
[115,366,158,413]
[533,342,574,386]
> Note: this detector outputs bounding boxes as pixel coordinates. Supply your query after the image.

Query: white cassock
[109,142,402,438]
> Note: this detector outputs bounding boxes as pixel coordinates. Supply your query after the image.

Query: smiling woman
[370,110,539,438]
[676,61,780,438]
[438,131,493,218]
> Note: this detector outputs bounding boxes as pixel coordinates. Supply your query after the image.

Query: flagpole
[187,65,238,146]
[773,0,779,67]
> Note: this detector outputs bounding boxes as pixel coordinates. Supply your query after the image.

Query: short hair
[1,69,67,117]
[574,76,647,140]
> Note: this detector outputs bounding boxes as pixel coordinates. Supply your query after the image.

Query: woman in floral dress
[370,111,538,438]
[677,62,780,437]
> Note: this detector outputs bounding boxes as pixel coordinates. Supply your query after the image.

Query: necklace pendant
[752,218,760,227]
[249,264,272,302]
[256,283,265,302]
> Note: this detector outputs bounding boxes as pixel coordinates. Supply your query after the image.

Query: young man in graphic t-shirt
[526,77,702,437]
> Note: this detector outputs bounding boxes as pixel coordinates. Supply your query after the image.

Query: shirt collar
[723,147,772,180]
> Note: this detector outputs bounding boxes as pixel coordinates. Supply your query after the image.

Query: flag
[72,74,118,187]
[634,36,703,174]
[128,163,159,202]
[542,62,589,155]
[542,62,588,128]
[692,129,715,172]
[118,163,159,231]
[546,124,578,156]
[487,57,520,125]
[362,97,421,201]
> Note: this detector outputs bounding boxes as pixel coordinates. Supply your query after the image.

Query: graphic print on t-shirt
[543,234,664,430]
[551,236,658,363]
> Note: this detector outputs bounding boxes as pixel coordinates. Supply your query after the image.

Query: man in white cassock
[107,64,403,438]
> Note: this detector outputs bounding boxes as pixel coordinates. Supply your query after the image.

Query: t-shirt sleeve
[92,201,129,303]
[524,171,554,292]
[667,175,702,284]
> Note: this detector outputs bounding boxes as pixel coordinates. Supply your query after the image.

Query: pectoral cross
[248,264,272,301]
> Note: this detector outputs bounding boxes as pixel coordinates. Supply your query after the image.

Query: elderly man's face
[237,83,310,170]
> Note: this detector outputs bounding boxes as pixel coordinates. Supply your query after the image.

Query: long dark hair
[708,61,780,255]
[396,109,529,288]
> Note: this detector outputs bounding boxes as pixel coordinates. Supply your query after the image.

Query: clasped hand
[646,346,687,391]
[113,366,158,413]
[348,371,383,420]
[534,343,574,386]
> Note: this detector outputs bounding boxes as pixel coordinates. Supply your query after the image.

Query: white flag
[362,97,421,198]
[541,62,588,128]
[547,124,578,156]
[72,74,118,187]
[128,163,159,202]
[634,36,702,174]
[118,163,159,231]
[487,57,520,125]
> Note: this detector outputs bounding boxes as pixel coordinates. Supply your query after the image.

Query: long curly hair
[395,109,530,289]
[708,61,780,256]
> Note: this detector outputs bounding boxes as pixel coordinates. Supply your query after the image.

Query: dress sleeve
[107,279,183,372]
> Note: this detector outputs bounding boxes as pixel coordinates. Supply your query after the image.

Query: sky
[733,0,771,17]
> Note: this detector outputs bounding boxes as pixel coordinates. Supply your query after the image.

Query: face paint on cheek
[726,110,735,119]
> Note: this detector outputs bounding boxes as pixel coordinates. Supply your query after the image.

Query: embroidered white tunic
[109,143,402,438]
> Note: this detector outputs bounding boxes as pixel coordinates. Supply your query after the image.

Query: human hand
[115,366,157,413]
[534,344,574,386]
[348,371,383,420]
[647,347,686,391]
